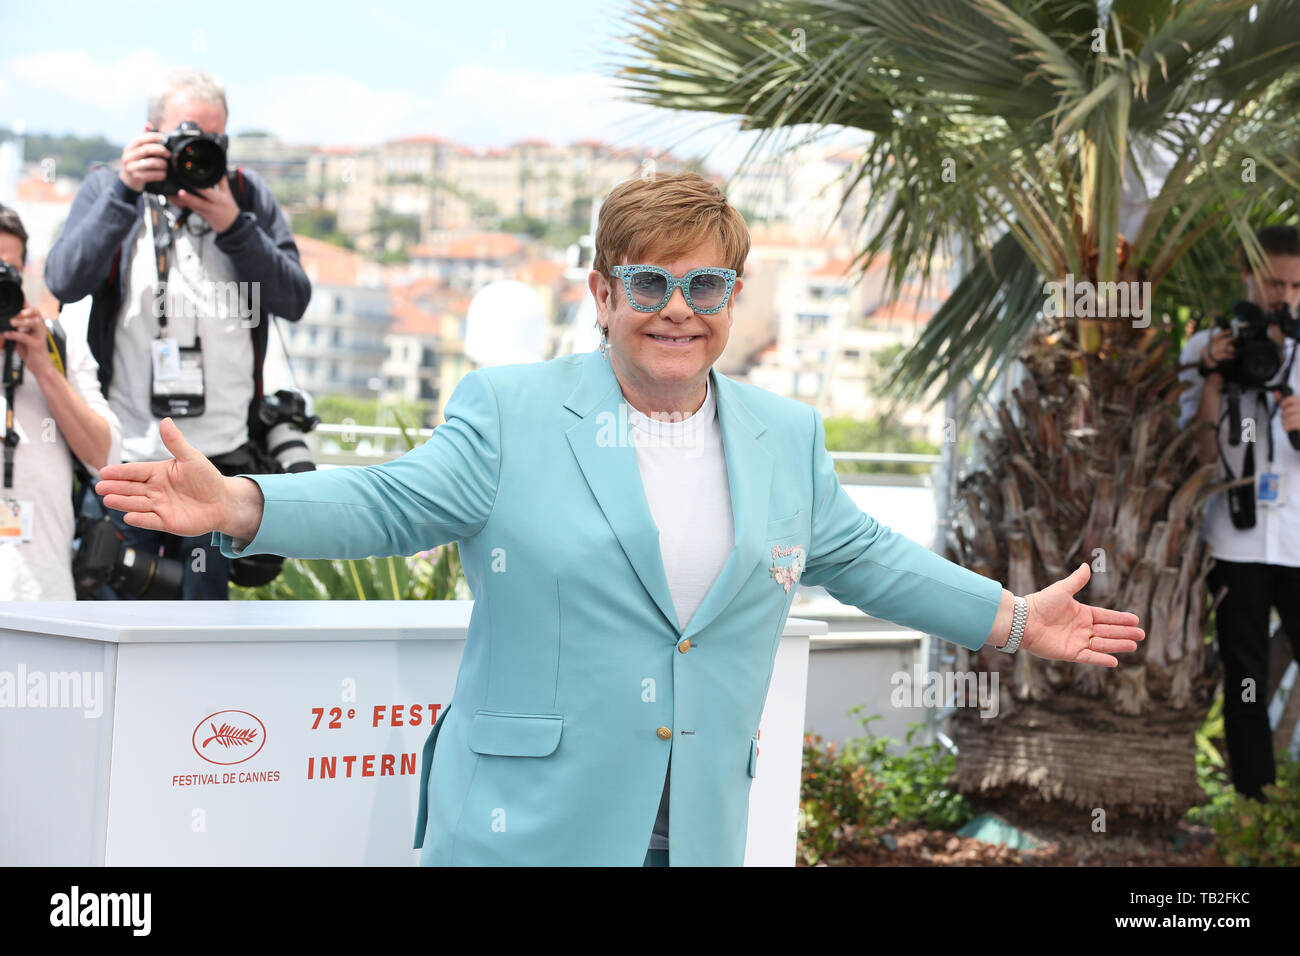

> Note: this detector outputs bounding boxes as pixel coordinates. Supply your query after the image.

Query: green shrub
[1209,755,1300,866]
[1186,688,1300,865]
[230,545,465,601]
[799,710,973,865]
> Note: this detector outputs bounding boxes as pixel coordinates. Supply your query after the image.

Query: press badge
[1258,471,1286,507]
[150,336,182,381]
[150,336,205,418]
[0,497,34,542]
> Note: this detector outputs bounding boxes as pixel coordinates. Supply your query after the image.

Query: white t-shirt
[111,200,254,462]
[1178,327,1300,566]
[625,375,734,853]
[0,296,122,600]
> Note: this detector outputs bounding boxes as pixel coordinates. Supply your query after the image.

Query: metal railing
[307,422,942,470]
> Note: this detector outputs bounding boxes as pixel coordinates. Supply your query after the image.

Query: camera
[254,388,320,474]
[72,514,184,599]
[145,121,229,196]
[1213,300,1299,389]
[0,260,23,330]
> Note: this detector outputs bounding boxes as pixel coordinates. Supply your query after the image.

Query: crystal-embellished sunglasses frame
[608,264,738,314]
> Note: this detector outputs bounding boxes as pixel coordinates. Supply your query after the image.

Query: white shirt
[111,201,254,461]
[625,374,734,853]
[1178,327,1300,566]
[0,296,122,600]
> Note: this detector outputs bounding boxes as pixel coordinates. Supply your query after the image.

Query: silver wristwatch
[997,595,1027,654]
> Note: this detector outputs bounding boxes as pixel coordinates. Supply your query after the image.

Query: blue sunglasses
[609,264,738,314]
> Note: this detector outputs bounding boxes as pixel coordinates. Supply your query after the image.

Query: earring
[598,323,610,359]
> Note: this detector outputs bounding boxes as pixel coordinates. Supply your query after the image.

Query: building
[406,232,526,289]
[305,136,692,252]
[281,236,391,399]
[746,253,952,441]
[227,133,315,217]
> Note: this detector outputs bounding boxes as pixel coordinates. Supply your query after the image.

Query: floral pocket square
[769,545,805,593]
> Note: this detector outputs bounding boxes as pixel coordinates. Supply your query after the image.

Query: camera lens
[1240,340,1281,384]
[173,138,226,190]
[112,547,185,599]
[0,265,23,323]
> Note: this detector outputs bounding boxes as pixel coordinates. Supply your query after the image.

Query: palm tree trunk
[946,317,1221,821]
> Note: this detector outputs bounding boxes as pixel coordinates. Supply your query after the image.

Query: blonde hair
[594,172,750,277]
[148,69,228,129]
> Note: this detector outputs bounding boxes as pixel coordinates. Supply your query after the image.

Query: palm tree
[616,0,1300,822]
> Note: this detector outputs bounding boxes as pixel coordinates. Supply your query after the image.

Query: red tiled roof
[746,223,838,248]
[294,234,367,286]
[15,178,74,202]
[519,259,566,284]
[411,233,524,261]
[867,300,934,324]
[812,257,856,278]
[389,298,442,337]
[392,134,450,146]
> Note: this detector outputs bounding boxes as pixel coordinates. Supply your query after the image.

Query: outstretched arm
[97,369,502,560]
[800,406,1143,666]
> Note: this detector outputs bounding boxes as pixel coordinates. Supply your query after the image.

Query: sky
[0,0,783,177]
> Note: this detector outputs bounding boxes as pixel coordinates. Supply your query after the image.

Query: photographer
[1178,225,1300,801]
[44,68,311,600]
[0,205,122,600]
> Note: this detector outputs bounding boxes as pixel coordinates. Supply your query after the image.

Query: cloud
[6,48,172,117]
[0,49,749,173]
[224,71,416,144]
[228,65,666,152]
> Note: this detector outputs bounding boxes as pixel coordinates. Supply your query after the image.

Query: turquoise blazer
[214,348,1004,865]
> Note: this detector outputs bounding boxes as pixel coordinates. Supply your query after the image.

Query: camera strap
[1263,340,1299,465]
[148,195,175,338]
[2,323,78,492]
[3,342,20,491]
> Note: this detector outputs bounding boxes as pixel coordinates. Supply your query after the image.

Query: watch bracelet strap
[999,595,1027,654]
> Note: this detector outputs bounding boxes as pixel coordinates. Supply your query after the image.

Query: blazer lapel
[564,350,681,633]
[680,369,772,640]
[562,350,774,640]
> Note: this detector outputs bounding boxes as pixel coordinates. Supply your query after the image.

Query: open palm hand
[95,417,229,537]
[1023,564,1145,667]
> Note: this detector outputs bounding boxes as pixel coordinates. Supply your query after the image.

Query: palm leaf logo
[202,722,259,750]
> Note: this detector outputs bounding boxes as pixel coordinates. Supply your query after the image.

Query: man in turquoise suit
[97,172,1145,866]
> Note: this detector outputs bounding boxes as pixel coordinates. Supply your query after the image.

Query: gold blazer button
[656,726,672,740]
[677,639,691,653]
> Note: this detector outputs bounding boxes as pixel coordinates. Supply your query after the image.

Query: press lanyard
[148,195,174,337]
